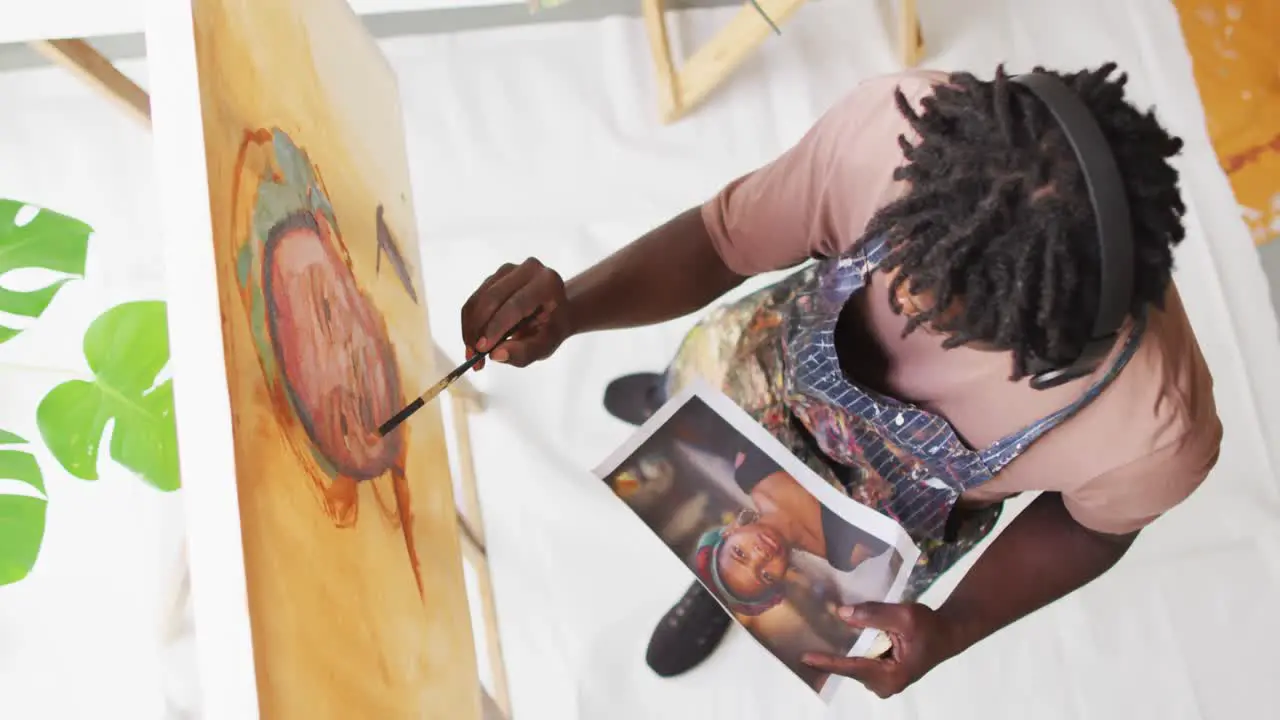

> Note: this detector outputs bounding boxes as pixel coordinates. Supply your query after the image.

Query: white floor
[2,0,1279,718]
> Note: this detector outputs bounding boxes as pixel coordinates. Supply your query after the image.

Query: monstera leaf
[0,429,47,586]
[37,301,180,491]
[0,199,92,344]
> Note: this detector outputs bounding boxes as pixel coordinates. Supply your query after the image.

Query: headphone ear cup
[1025,353,1077,391]
[1023,354,1053,378]
[1029,367,1072,391]
[1028,359,1095,391]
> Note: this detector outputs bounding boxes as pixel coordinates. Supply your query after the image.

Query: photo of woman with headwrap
[691,445,901,618]
[599,386,914,695]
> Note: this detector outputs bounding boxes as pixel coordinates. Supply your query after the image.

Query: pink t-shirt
[701,70,1222,535]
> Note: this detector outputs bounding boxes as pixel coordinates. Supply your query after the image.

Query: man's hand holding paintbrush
[383,219,740,438]
[459,259,576,369]
[457,212,740,371]
[456,213,742,370]
[377,259,576,437]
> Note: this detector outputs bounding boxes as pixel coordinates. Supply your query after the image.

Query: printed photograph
[597,382,918,698]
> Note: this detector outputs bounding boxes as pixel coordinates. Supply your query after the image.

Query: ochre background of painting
[1175,0,1280,246]
[190,0,480,717]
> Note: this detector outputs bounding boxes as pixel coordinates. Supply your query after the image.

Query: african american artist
[459,64,1221,698]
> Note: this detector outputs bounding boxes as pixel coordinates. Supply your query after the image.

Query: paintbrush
[376,313,539,438]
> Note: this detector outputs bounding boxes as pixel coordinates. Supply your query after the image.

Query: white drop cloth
[1,0,1278,718]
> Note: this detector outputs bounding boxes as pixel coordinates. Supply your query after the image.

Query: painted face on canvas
[717,521,790,600]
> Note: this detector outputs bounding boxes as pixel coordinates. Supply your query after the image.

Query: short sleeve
[700,71,945,276]
[1063,417,1223,535]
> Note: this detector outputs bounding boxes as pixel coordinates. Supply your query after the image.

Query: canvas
[153,0,480,717]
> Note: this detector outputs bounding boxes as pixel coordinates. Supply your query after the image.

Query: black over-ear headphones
[1009,72,1136,391]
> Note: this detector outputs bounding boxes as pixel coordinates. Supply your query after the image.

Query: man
[459,64,1222,698]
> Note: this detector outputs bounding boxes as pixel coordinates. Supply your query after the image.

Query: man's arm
[567,77,940,337]
[564,207,746,335]
[801,492,1136,697]
[938,424,1222,652]
[804,450,1211,698]
[936,491,1136,656]
[464,77,930,356]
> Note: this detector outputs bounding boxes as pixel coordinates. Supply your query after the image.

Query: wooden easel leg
[452,397,512,719]
[435,344,505,715]
[677,0,807,120]
[897,0,925,68]
[437,340,507,719]
[29,39,152,125]
[458,525,512,719]
[641,0,682,123]
[646,0,810,124]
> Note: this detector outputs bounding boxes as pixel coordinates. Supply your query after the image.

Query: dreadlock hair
[860,63,1187,380]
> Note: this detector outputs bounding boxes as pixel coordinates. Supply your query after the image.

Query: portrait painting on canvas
[182,0,477,716]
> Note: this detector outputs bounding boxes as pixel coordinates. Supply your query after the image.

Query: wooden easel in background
[642,0,926,123]
[27,38,512,720]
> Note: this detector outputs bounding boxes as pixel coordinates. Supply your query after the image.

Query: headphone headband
[1009,72,1135,390]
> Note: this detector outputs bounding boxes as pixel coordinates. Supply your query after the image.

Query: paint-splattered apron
[662,236,1144,601]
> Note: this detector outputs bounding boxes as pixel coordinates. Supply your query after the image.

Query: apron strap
[980,312,1148,475]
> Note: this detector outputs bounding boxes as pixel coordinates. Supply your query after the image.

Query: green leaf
[0,431,47,586]
[0,199,92,343]
[0,429,26,445]
[0,448,45,495]
[37,301,181,492]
